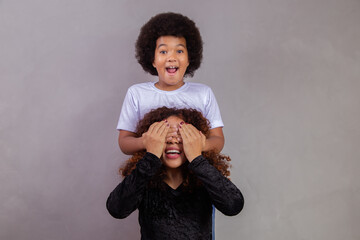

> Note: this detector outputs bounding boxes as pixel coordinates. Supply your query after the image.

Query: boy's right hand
[142,120,169,158]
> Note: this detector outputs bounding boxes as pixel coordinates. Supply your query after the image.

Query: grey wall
[1,0,359,239]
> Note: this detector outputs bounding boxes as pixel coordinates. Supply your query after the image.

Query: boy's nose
[167,52,177,62]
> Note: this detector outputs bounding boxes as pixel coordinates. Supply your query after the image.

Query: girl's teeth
[166,150,180,154]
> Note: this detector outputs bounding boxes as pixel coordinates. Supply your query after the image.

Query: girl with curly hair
[117,12,225,157]
[107,107,243,239]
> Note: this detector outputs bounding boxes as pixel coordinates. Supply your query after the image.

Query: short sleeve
[116,88,139,132]
[204,88,224,129]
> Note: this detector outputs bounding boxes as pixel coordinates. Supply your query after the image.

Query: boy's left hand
[179,123,205,162]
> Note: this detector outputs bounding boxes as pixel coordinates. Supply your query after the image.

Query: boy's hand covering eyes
[179,123,205,162]
[142,121,169,158]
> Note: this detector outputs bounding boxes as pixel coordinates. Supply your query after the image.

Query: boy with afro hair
[117,12,225,155]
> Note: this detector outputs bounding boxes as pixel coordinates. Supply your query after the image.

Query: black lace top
[106,152,244,240]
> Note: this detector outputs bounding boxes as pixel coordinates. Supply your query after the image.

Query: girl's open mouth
[165,149,181,159]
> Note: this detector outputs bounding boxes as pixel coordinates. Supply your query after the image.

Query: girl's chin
[162,158,186,169]
[165,153,181,159]
[164,164,183,169]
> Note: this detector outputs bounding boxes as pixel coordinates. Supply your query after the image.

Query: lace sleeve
[188,155,244,216]
[106,152,162,219]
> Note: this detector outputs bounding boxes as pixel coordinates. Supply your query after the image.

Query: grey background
[1,0,359,239]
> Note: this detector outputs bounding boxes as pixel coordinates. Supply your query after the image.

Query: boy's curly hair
[120,107,231,191]
[135,12,203,77]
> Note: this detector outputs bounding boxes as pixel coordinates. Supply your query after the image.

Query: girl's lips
[165,147,181,159]
[165,146,180,151]
[165,153,181,159]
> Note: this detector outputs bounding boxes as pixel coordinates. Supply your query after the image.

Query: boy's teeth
[166,67,177,73]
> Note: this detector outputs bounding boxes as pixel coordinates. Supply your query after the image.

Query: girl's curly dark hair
[120,107,231,191]
[135,12,203,77]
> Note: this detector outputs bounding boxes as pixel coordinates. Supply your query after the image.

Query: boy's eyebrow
[157,43,187,49]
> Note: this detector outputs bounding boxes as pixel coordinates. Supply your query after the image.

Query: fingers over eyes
[148,121,169,135]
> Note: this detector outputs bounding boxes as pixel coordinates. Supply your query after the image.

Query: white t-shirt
[117,82,224,132]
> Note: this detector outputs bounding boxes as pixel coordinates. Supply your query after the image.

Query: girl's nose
[168,136,181,144]
[170,136,179,143]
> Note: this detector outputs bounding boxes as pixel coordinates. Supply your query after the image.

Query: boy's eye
[160,50,167,54]
[177,50,184,53]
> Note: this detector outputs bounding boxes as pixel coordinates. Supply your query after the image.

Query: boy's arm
[119,126,179,155]
[203,127,224,153]
[118,130,145,155]
[119,126,224,154]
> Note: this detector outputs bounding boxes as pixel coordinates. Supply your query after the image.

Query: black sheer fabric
[107,152,244,240]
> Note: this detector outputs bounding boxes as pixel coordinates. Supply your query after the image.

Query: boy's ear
[152,62,156,68]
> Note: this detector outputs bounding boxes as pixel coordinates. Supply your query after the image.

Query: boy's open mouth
[166,66,178,74]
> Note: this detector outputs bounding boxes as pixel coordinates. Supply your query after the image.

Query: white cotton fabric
[117,82,224,132]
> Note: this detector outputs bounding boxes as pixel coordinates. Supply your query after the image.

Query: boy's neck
[154,81,185,91]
